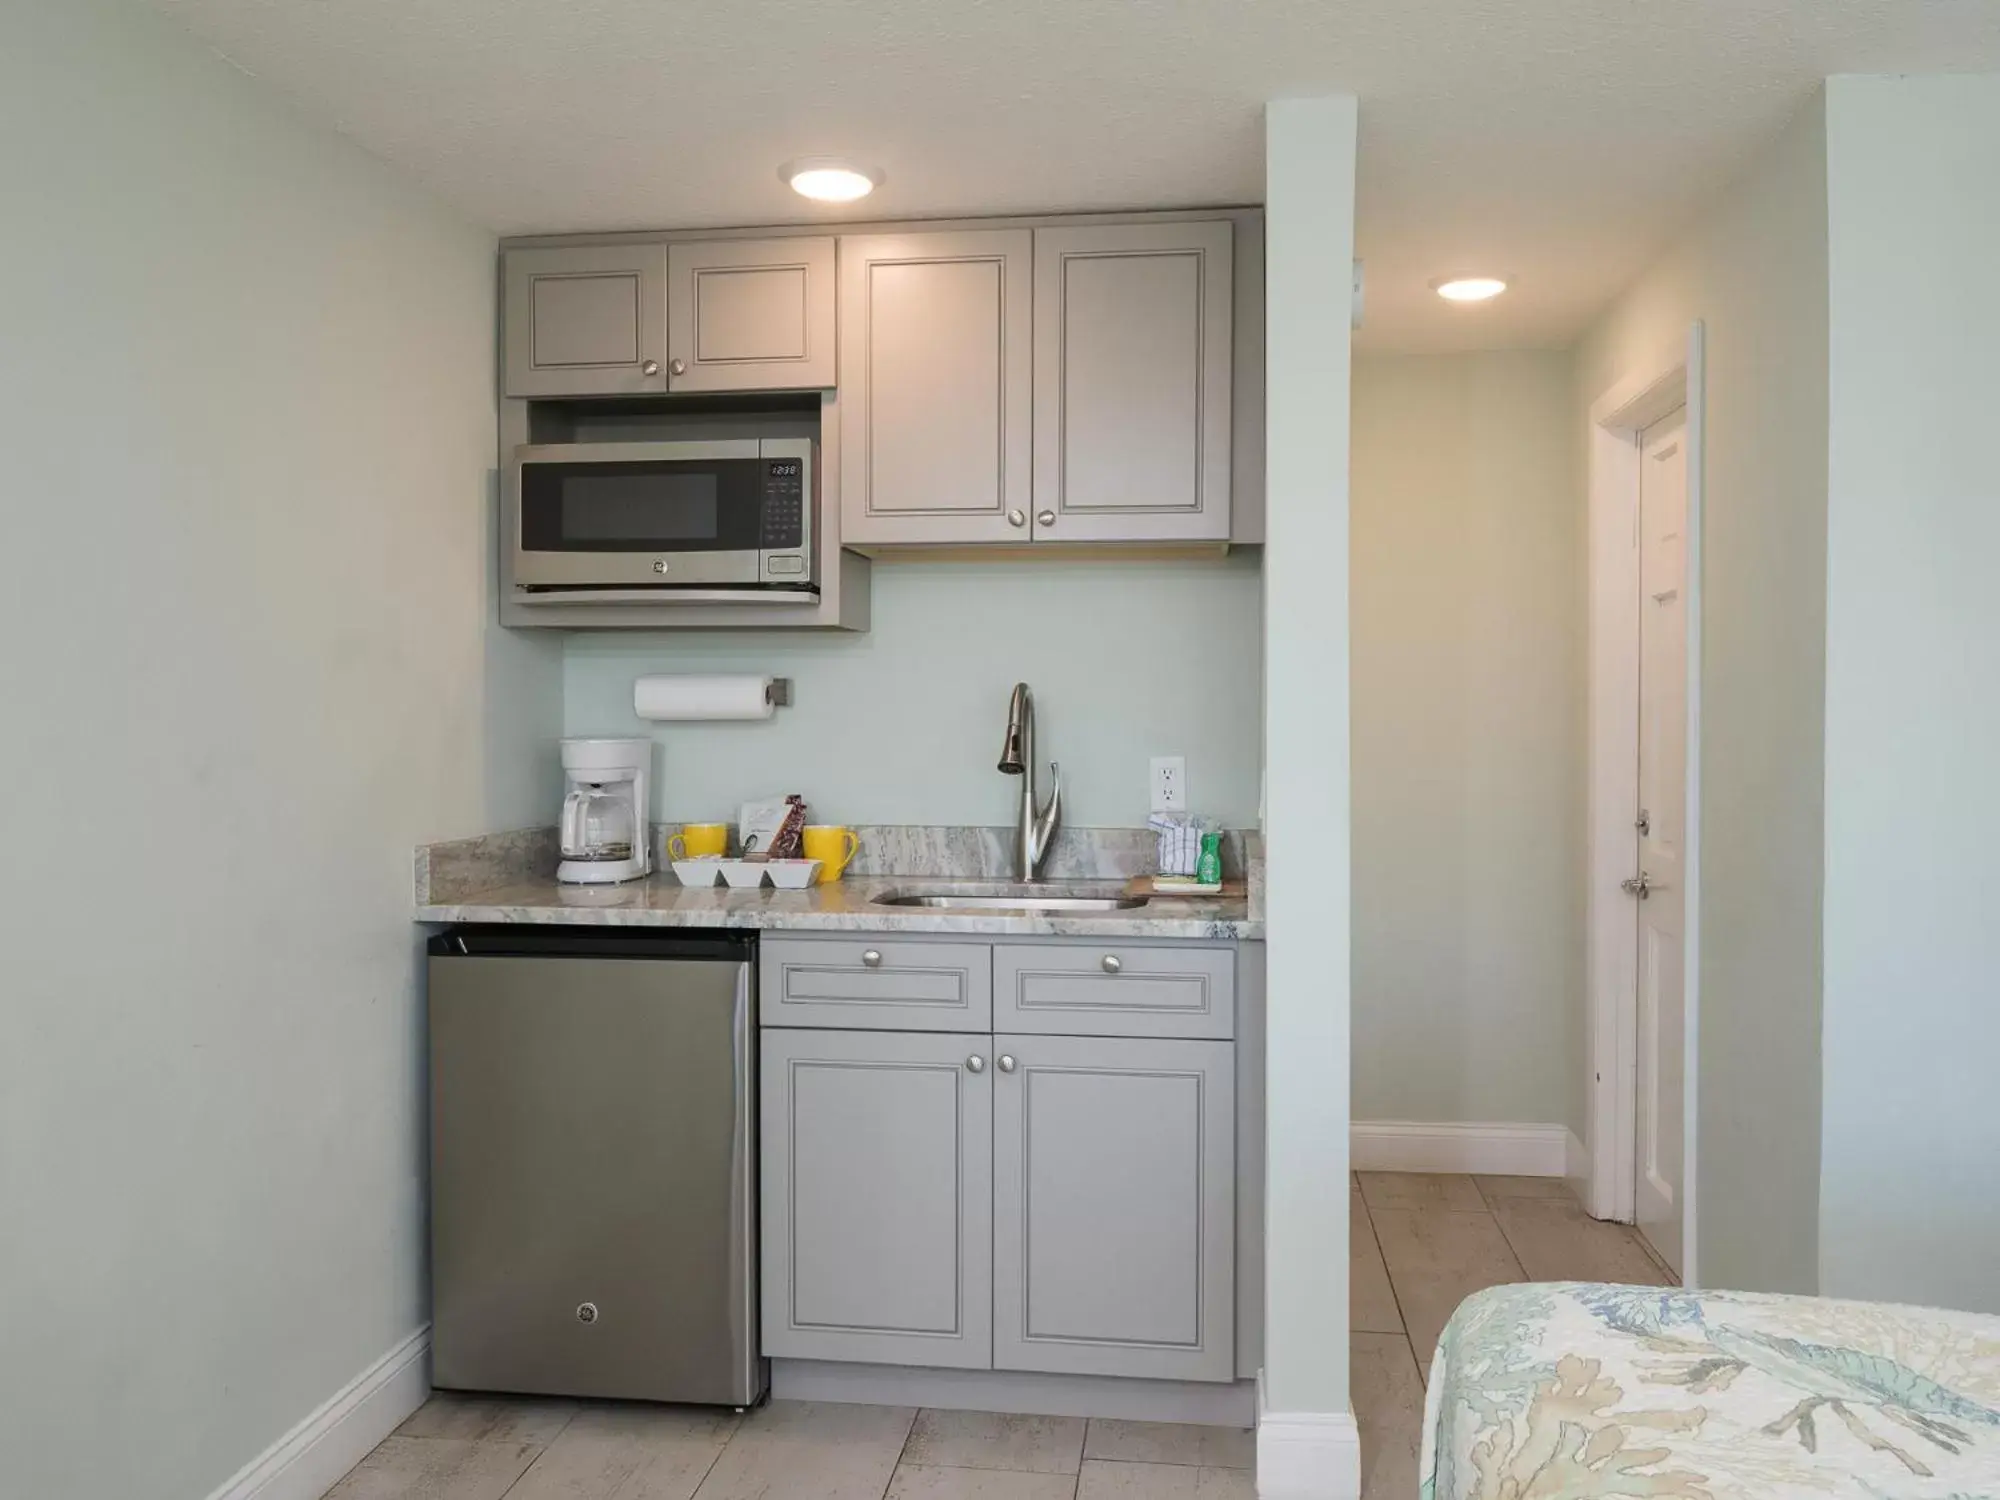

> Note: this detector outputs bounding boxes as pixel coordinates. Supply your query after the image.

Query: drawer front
[993,944,1235,1039]
[761,936,993,1032]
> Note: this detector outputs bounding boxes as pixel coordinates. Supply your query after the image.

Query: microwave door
[515,446,768,589]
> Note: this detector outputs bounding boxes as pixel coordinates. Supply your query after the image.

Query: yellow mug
[802,825,860,883]
[669,823,729,860]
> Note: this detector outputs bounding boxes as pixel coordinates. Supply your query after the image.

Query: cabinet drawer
[762,936,992,1032]
[993,944,1234,1039]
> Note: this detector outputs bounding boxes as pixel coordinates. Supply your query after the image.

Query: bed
[1419,1283,2000,1500]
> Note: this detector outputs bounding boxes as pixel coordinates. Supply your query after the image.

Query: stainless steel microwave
[511,439,816,598]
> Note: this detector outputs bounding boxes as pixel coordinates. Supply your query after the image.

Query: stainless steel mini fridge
[427,926,764,1407]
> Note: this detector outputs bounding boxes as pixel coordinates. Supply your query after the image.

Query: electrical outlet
[1150,756,1187,813]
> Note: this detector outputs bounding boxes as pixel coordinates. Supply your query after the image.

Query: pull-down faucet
[997,682,1061,881]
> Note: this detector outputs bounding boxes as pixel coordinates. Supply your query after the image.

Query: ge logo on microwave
[652,559,671,575]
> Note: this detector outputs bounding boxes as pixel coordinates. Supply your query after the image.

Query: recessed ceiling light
[780,157,881,203]
[1433,276,1509,303]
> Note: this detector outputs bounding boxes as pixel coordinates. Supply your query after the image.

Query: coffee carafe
[557,738,652,885]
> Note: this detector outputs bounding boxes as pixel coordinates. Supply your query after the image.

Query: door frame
[1583,322,1705,1286]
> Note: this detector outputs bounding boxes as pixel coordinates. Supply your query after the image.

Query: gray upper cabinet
[666,237,836,392]
[503,244,668,398]
[760,1028,994,1369]
[992,1034,1234,1381]
[1032,222,1234,543]
[838,230,1033,546]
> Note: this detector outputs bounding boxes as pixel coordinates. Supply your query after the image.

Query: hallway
[1350,1172,1674,1499]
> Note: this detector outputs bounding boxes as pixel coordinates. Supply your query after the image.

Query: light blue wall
[0,2,539,1492]
[1575,94,1829,1296]
[1351,350,1584,1131]
[1820,74,2000,1315]
[563,555,1264,828]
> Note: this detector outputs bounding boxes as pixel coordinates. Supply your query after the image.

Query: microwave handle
[514,588,821,607]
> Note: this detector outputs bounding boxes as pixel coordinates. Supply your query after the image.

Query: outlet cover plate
[1151,756,1187,813]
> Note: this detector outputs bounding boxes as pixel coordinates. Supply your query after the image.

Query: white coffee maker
[558,737,652,885]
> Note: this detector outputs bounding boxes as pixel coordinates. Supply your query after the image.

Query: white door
[1633,409,1688,1276]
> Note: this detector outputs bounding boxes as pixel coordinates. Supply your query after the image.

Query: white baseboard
[1256,1375,1360,1500]
[1351,1120,1583,1178]
[205,1326,430,1500]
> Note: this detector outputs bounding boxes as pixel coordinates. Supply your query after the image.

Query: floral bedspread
[1419,1283,2000,1500]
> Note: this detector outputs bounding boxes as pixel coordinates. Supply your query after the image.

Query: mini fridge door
[427,931,762,1406]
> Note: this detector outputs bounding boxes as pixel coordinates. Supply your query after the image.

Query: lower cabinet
[760,991,1236,1383]
[992,1035,1235,1382]
[760,1029,993,1368]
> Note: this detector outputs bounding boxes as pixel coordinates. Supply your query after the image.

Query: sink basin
[872,884,1148,913]
[876,893,1148,912]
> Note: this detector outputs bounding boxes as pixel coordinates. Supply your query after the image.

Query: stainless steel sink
[872,884,1148,912]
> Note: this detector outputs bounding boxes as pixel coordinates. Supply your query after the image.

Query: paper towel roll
[633,675,776,722]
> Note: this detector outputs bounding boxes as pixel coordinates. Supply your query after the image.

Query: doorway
[1583,327,1704,1284]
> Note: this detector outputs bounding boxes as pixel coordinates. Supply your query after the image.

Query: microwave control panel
[759,460,805,550]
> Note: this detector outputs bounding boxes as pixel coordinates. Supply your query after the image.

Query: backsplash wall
[563,555,1264,828]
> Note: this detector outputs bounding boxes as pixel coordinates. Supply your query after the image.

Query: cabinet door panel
[993,1035,1234,1380]
[503,244,667,397]
[840,231,1033,545]
[1033,222,1232,542]
[761,1029,992,1368]
[667,237,835,391]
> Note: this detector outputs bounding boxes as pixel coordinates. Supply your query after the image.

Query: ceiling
[148,0,2000,352]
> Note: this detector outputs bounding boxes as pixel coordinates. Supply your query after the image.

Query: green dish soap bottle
[1195,831,1223,886]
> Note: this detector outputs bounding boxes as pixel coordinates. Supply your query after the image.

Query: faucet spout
[998,682,1061,880]
[998,682,1030,774]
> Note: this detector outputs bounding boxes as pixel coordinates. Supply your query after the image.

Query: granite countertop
[415,824,1264,940]
[417,873,1258,941]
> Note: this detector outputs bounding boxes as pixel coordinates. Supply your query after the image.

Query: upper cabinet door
[666,237,836,392]
[1032,222,1234,542]
[838,231,1034,546]
[503,244,669,398]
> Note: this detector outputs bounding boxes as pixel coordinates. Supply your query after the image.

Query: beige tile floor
[1347,1171,1673,1500]
[329,1173,1670,1500]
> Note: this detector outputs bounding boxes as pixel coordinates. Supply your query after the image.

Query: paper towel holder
[767,678,793,707]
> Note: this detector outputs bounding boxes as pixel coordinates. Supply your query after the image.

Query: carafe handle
[560,791,585,857]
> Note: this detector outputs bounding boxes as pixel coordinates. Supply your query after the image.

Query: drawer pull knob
[966,1054,985,1073]
[862,949,883,967]
[1101,954,1122,973]
[998,1054,1016,1073]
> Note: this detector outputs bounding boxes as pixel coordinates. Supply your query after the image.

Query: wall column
[1258,95,1360,1499]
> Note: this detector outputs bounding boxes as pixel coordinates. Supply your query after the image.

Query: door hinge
[1620,873,1653,900]
[1635,808,1650,835]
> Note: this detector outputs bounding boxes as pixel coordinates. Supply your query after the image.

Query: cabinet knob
[861,949,883,967]
[997,1054,1017,1073]
[966,1054,986,1074]
[1008,509,1027,528]
[669,358,687,377]
[1101,954,1122,974]
[1036,510,1057,527]
[640,359,660,377]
